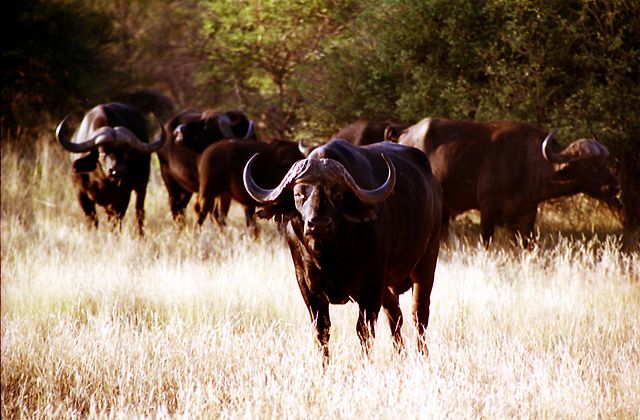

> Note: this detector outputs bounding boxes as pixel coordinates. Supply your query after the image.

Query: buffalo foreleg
[243,205,258,238]
[440,208,451,242]
[512,211,537,249]
[134,186,147,236]
[356,302,380,355]
[411,234,439,356]
[382,289,404,352]
[296,272,331,364]
[307,297,331,366]
[78,192,98,228]
[479,206,498,247]
[106,194,130,233]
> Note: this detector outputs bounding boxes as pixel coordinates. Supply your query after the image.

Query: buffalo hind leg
[382,289,404,352]
[160,168,192,224]
[194,195,214,226]
[213,194,231,227]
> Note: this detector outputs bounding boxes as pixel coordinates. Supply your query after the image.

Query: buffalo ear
[72,152,98,173]
[255,194,298,222]
[255,206,297,223]
[551,165,575,184]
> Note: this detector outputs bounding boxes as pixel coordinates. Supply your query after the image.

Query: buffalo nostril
[306,217,333,235]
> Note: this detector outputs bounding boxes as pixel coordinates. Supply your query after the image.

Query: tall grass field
[2,134,639,418]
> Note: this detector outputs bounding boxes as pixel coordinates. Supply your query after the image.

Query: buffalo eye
[326,186,343,206]
[293,184,310,204]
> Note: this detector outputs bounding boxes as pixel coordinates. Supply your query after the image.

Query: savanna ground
[1,134,639,418]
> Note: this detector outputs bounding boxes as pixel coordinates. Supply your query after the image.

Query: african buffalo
[398,118,619,246]
[332,119,411,145]
[55,102,166,235]
[244,139,442,361]
[195,139,303,234]
[115,89,176,121]
[156,109,256,222]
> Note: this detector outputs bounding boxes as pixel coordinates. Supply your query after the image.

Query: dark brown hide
[115,89,176,121]
[55,102,165,235]
[195,139,303,233]
[332,119,411,146]
[399,118,619,246]
[244,139,442,361]
[156,109,256,222]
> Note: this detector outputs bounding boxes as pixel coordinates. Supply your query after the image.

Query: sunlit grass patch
[2,136,639,417]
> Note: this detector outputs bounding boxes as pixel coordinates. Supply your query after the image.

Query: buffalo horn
[244,120,255,139]
[113,114,167,153]
[543,128,609,164]
[244,153,396,206]
[334,153,396,205]
[56,115,114,153]
[215,112,237,139]
[244,154,310,203]
[298,138,314,157]
[541,128,561,163]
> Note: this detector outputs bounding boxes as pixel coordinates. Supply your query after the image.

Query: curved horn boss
[243,152,396,205]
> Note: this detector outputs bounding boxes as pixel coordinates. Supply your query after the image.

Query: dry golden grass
[2,135,639,418]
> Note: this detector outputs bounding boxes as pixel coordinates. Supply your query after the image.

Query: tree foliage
[199,0,358,138]
[1,0,115,132]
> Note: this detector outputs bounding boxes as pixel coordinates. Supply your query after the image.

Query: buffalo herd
[55,100,619,360]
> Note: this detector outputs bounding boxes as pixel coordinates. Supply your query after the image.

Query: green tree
[309,0,639,248]
[199,0,357,138]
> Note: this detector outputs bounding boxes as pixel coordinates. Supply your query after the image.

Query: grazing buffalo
[399,118,619,246]
[244,139,442,361]
[195,139,303,234]
[55,102,166,234]
[156,109,256,222]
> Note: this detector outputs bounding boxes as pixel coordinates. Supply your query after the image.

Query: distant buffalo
[114,89,176,121]
[244,139,442,361]
[399,118,619,246]
[56,102,166,234]
[156,109,256,223]
[332,119,411,145]
[195,139,303,234]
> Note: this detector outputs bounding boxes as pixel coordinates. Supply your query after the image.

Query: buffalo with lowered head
[157,109,256,223]
[244,139,442,362]
[399,117,619,246]
[55,102,166,235]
